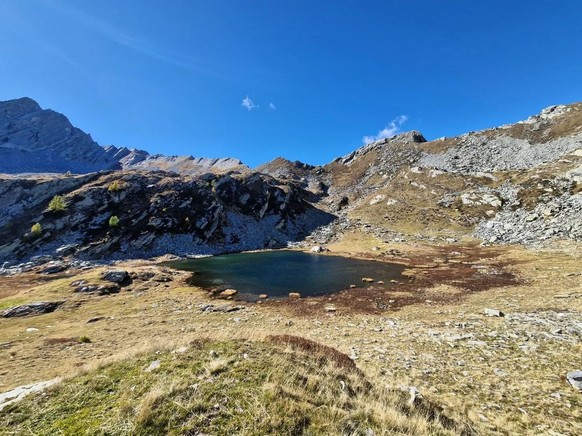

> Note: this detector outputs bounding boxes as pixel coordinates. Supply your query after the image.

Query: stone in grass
[362,277,374,283]
[288,292,301,299]
[566,370,582,392]
[101,270,130,284]
[484,308,505,317]
[144,360,161,372]
[2,301,64,318]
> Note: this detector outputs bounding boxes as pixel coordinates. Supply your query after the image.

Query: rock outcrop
[0,170,335,261]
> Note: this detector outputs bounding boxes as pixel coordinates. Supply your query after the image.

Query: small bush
[48,195,67,212]
[30,222,42,236]
[78,336,92,344]
[108,180,123,192]
[109,215,120,227]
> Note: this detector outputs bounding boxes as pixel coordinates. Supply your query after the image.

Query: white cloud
[268,102,276,110]
[242,95,257,111]
[363,115,408,144]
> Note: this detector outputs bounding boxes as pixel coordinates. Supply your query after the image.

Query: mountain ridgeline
[0,97,581,262]
[0,97,245,175]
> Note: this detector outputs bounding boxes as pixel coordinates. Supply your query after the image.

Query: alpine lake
[166,250,405,300]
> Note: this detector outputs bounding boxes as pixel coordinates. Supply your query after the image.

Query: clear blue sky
[2,0,581,167]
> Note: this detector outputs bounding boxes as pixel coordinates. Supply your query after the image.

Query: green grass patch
[0,338,473,435]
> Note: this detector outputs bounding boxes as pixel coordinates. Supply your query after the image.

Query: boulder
[101,270,130,284]
[484,308,505,317]
[289,292,301,299]
[220,289,238,297]
[567,370,582,392]
[2,301,64,318]
[362,277,374,283]
[74,283,120,295]
[41,263,68,275]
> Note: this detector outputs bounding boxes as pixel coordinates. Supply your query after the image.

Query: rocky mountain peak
[0,97,42,119]
[0,97,248,175]
[337,130,426,166]
[390,130,427,144]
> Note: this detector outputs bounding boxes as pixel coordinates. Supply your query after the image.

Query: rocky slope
[0,170,333,262]
[0,97,247,175]
[305,103,582,246]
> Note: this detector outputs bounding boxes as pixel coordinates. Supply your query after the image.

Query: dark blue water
[167,250,404,298]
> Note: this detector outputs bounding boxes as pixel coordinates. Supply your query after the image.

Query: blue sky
[1,0,581,167]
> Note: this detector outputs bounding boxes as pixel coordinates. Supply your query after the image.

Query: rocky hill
[0,170,333,262]
[310,104,582,246]
[0,97,247,175]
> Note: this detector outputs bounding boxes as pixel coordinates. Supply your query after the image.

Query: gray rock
[74,283,120,295]
[2,301,64,318]
[41,262,68,274]
[484,308,505,317]
[101,270,130,284]
[144,360,161,372]
[566,370,582,391]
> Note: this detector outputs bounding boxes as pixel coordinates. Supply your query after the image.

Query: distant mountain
[0,97,119,173]
[0,97,247,175]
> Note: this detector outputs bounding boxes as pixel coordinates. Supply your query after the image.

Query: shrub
[30,222,42,236]
[108,180,123,192]
[109,215,120,227]
[47,195,67,212]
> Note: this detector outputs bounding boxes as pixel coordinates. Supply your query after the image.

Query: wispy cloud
[363,115,408,144]
[242,96,257,111]
[268,102,277,110]
[39,0,218,77]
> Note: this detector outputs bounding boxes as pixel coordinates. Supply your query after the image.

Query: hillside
[0,170,333,262]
